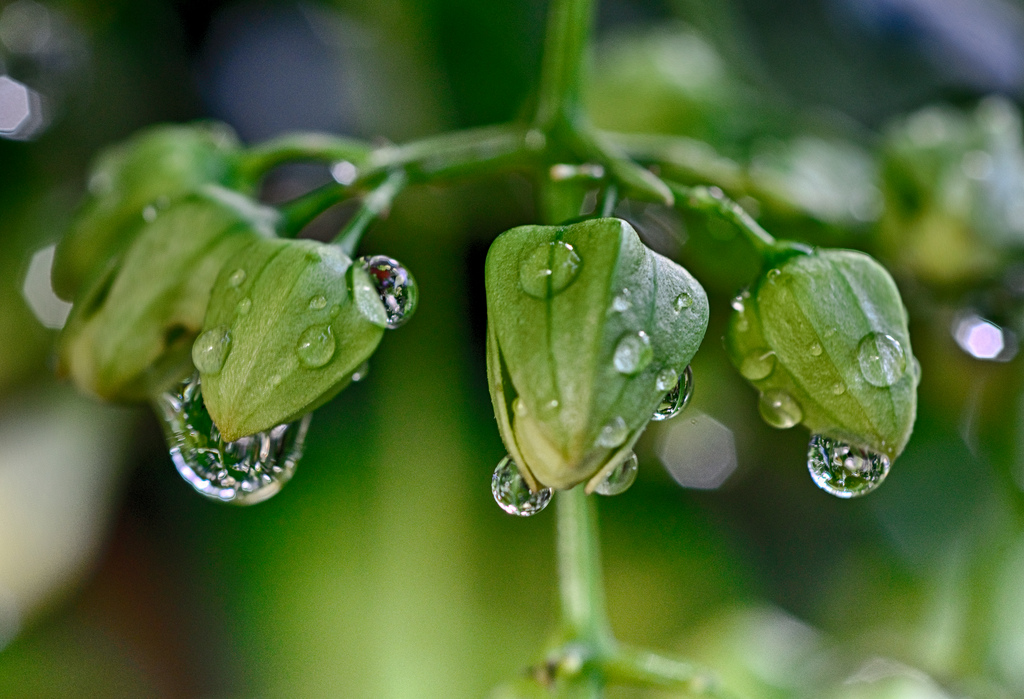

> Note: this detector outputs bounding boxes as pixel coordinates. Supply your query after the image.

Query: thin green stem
[667,181,775,256]
[237,133,371,184]
[603,647,742,699]
[535,0,597,129]
[364,123,530,182]
[599,183,618,218]
[333,170,408,257]
[556,487,613,646]
[277,182,349,238]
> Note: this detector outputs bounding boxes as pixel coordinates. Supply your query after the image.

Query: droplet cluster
[157,373,311,504]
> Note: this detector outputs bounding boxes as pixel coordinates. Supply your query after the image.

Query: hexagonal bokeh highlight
[655,411,738,490]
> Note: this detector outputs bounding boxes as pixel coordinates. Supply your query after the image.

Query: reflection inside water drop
[358,255,418,329]
[492,456,552,516]
[156,373,310,505]
[595,452,639,496]
[807,434,890,498]
[652,366,693,421]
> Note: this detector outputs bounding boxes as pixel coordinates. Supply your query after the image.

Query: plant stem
[603,647,741,699]
[277,181,350,238]
[364,124,530,182]
[535,0,597,129]
[556,487,613,650]
[237,132,371,183]
[333,170,408,256]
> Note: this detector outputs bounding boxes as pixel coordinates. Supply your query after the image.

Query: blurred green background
[4,0,1024,696]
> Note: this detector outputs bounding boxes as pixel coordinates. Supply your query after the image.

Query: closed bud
[57,186,276,401]
[486,218,709,492]
[726,248,919,460]
[52,122,245,301]
[196,239,388,441]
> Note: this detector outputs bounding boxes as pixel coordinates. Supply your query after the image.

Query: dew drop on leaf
[611,289,632,312]
[596,416,629,448]
[809,342,823,356]
[156,373,310,505]
[595,452,639,496]
[807,434,890,498]
[236,298,252,316]
[296,324,336,368]
[740,349,775,381]
[192,325,232,375]
[308,294,327,310]
[758,389,802,429]
[613,331,653,375]
[358,255,418,328]
[652,365,693,421]
[857,332,906,387]
[228,268,247,288]
[519,241,582,298]
[492,456,552,516]
[673,291,693,313]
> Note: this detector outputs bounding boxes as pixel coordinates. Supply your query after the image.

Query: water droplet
[596,416,629,448]
[766,268,781,280]
[156,374,310,505]
[831,382,846,395]
[613,331,653,375]
[513,397,529,417]
[192,326,232,375]
[543,399,560,413]
[655,368,677,392]
[731,294,747,312]
[492,456,552,516]
[809,342,823,357]
[612,289,632,312]
[673,292,693,313]
[807,434,890,498]
[519,241,582,299]
[296,325,336,368]
[911,356,922,384]
[857,333,906,387]
[227,268,247,288]
[358,255,418,328]
[142,205,157,223]
[308,295,327,310]
[652,366,693,421]
[595,452,639,496]
[236,298,252,316]
[329,304,342,318]
[758,389,802,429]
[740,349,775,381]
[351,361,370,382]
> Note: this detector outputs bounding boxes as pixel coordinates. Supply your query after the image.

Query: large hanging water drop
[594,452,639,496]
[806,434,890,498]
[358,255,418,328]
[519,241,582,298]
[492,456,552,516]
[192,326,232,375]
[156,374,311,505]
[758,389,802,429]
[613,331,653,375]
[857,332,906,387]
[652,366,693,421]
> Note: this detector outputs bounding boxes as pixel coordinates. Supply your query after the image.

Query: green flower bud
[52,122,245,301]
[725,248,919,460]
[57,186,276,401]
[195,238,388,441]
[486,217,709,492]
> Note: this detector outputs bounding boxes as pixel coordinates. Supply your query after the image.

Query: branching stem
[333,170,408,257]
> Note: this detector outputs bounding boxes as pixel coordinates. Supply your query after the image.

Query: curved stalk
[333,170,408,257]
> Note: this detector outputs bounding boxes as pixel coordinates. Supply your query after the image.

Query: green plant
[44,0,930,695]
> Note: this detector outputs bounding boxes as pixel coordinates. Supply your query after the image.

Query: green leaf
[197,239,387,441]
[725,248,918,459]
[57,186,276,401]
[51,122,246,301]
[486,217,708,490]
